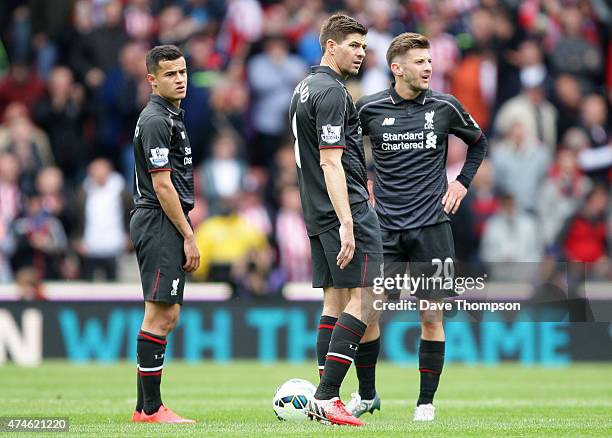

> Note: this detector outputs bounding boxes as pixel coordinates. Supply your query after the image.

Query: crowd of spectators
[0,0,611,297]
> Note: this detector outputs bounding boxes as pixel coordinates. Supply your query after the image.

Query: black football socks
[315,312,366,400]
[316,315,337,379]
[137,330,167,415]
[355,337,380,400]
[417,339,445,405]
[135,372,144,413]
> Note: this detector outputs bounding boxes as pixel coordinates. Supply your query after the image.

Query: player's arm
[364,134,375,207]
[356,98,375,207]
[151,171,199,272]
[320,148,354,269]
[443,97,488,214]
[316,86,354,269]
[139,115,199,272]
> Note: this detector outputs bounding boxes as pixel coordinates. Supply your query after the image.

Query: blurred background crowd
[0,0,611,298]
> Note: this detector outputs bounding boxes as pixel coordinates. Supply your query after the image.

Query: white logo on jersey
[180,131,185,139]
[425,132,437,149]
[424,110,435,130]
[291,114,301,168]
[321,124,342,144]
[149,147,169,166]
[171,278,179,296]
[381,117,395,126]
[294,82,309,103]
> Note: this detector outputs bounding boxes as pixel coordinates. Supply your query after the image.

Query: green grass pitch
[1,361,611,437]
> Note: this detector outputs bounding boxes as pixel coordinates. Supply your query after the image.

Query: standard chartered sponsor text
[381,131,427,150]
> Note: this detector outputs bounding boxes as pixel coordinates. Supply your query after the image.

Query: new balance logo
[382,117,395,126]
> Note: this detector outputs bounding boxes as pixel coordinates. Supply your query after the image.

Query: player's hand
[442,180,467,214]
[337,221,355,269]
[183,237,200,272]
[367,179,376,207]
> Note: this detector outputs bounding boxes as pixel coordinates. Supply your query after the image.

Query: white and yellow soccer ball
[272,378,316,421]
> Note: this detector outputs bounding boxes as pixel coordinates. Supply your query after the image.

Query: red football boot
[141,405,196,424]
[306,397,365,426]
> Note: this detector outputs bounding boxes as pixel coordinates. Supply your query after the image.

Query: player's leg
[357,320,380,400]
[346,312,382,417]
[315,286,374,401]
[308,285,376,426]
[317,287,349,378]
[310,235,350,379]
[411,222,455,421]
[414,301,444,420]
[129,208,148,421]
[348,227,405,417]
[308,204,383,425]
[333,205,383,406]
[139,302,181,415]
[348,206,387,416]
[353,203,385,405]
[130,208,193,423]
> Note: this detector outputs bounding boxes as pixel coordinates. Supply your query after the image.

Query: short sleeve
[448,96,482,145]
[315,86,347,149]
[140,116,173,172]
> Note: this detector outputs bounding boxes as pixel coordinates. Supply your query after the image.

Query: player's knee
[150,311,179,334]
[322,289,348,317]
[367,308,382,326]
[321,307,340,318]
[355,300,377,324]
[164,310,180,332]
[163,318,177,333]
[420,310,442,323]
[321,302,343,318]
[420,311,443,335]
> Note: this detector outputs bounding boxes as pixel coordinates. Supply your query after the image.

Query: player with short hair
[353,32,488,421]
[130,44,199,424]
[289,13,383,426]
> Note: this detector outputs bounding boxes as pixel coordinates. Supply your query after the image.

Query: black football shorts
[130,208,188,305]
[382,221,456,299]
[309,202,383,289]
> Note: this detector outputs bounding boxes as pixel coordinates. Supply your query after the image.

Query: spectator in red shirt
[558,185,609,267]
[0,63,46,116]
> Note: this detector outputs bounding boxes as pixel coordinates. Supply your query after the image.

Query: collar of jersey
[311,65,346,85]
[388,84,429,106]
[150,94,184,117]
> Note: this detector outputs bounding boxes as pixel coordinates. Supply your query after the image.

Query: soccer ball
[272,378,316,421]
